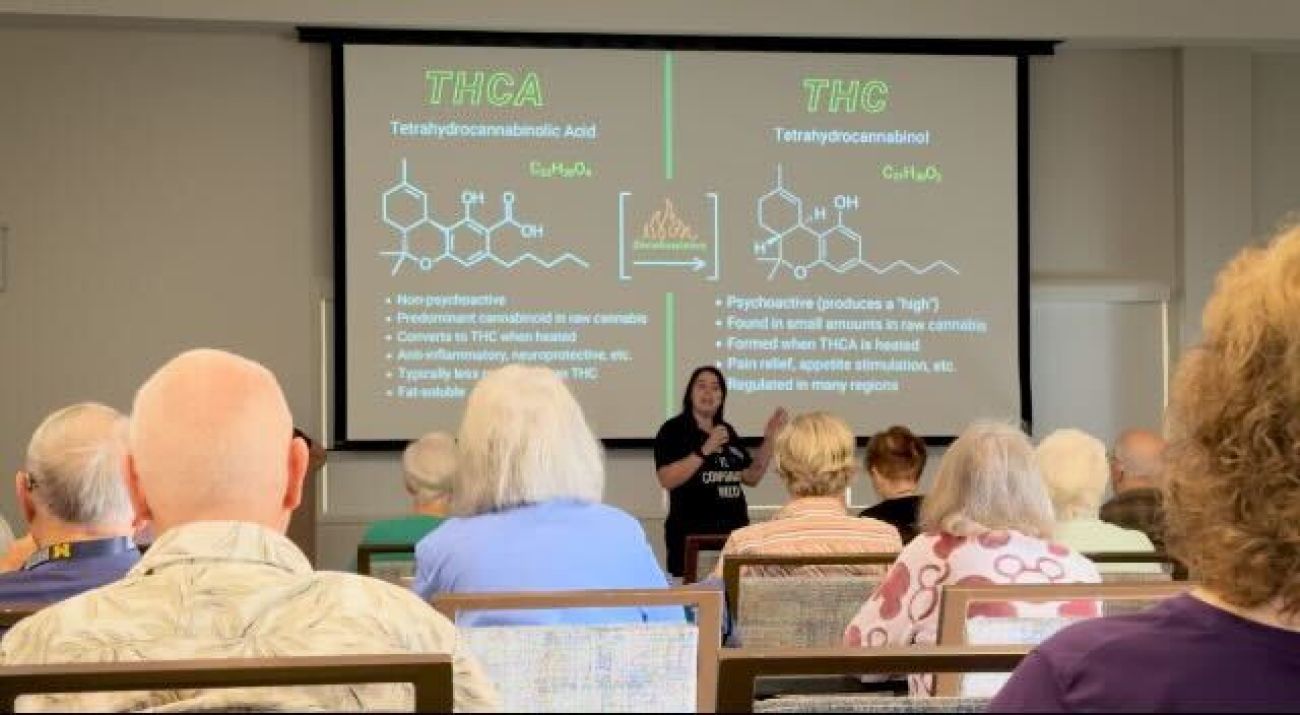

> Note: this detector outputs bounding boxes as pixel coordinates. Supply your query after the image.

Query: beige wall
[6,0,1300,42]
[1030,50,1177,284]
[1,21,1296,570]
[1252,53,1300,236]
[1178,48,1255,348]
[0,25,331,536]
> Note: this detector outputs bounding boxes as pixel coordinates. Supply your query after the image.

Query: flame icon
[641,198,697,241]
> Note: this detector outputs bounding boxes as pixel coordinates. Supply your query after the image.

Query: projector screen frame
[301,28,1052,451]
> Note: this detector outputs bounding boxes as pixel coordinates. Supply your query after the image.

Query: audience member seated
[1100,428,1168,551]
[0,517,14,567]
[993,226,1300,711]
[0,535,35,573]
[858,425,927,543]
[0,349,497,712]
[412,364,680,626]
[356,431,455,568]
[844,420,1100,695]
[1034,428,1158,570]
[295,426,329,476]
[711,411,901,578]
[0,403,140,606]
[282,426,326,557]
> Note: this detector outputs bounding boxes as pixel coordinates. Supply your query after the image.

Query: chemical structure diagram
[379,158,589,276]
[754,165,960,281]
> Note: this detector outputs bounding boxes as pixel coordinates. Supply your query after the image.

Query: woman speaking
[654,366,787,579]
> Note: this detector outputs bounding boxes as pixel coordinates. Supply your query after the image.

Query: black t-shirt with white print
[654,413,752,576]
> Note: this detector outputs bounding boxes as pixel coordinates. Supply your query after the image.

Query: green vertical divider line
[664,292,676,418]
[663,52,674,181]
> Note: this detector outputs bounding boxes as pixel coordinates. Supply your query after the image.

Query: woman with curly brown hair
[993,226,1300,711]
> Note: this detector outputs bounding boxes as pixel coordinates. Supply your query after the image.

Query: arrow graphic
[634,257,706,271]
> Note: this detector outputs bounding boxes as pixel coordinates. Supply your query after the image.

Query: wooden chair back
[0,653,453,713]
[933,581,1192,696]
[355,542,416,577]
[434,587,723,712]
[684,534,730,584]
[716,645,1030,713]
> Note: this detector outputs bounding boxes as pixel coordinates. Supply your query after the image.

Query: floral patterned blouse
[844,529,1101,695]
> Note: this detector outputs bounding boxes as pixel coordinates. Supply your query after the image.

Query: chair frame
[716,644,1030,713]
[932,581,1193,696]
[0,653,453,713]
[721,553,897,621]
[433,588,723,713]
[1086,551,1183,584]
[708,545,1175,583]
[1082,551,1182,572]
[722,550,1182,630]
[0,603,42,629]
[683,534,730,584]
[356,542,416,576]
[360,539,1177,581]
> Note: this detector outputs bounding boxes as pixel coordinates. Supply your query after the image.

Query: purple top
[991,594,1300,712]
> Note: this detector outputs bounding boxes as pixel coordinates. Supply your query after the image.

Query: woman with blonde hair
[844,420,1099,696]
[710,412,901,579]
[995,226,1300,711]
[1034,428,1157,573]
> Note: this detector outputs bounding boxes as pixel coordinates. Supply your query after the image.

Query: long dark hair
[681,366,727,425]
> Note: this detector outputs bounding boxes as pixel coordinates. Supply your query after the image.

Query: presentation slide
[341,43,1022,441]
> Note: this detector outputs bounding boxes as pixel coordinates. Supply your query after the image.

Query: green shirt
[356,515,444,567]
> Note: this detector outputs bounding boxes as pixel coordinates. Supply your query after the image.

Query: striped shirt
[711,497,903,578]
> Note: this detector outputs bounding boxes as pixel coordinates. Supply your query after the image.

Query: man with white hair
[356,431,455,570]
[1,349,498,712]
[1035,428,1157,569]
[1100,428,1167,551]
[0,403,139,605]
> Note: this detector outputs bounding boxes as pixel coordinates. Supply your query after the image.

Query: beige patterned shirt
[1,520,499,712]
[712,496,903,578]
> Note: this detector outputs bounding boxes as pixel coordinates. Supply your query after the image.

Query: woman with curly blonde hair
[994,225,1300,711]
[709,411,902,579]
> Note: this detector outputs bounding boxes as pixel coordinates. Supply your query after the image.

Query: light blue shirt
[412,500,683,626]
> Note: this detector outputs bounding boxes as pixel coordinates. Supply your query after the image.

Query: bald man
[1,349,498,712]
[1100,428,1168,551]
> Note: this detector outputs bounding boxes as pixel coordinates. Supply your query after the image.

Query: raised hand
[764,407,790,440]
